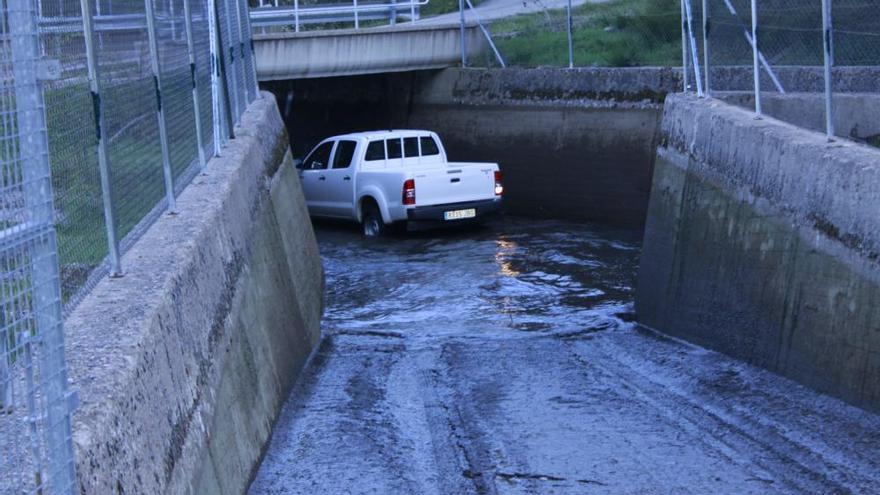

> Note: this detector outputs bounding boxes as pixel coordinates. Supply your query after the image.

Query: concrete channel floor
[249,217,880,495]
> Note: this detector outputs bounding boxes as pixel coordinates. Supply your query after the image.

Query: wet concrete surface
[249,217,880,494]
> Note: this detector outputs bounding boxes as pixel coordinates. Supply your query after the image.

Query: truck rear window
[420,136,440,156]
[387,138,403,159]
[404,137,419,157]
[365,141,385,161]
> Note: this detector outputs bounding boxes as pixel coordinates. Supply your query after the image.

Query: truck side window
[365,140,385,161]
[387,138,403,159]
[403,137,419,158]
[420,136,440,156]
[332,140,357,169]
[303,141,333,170]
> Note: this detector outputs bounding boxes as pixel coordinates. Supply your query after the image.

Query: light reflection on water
[314,216,643,338]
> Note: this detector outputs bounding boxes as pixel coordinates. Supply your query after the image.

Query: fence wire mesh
[2,0,77,492]
[2,0,256,492]
[475,0,683,68]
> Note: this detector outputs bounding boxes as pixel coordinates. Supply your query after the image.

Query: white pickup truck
[295,130,503,236]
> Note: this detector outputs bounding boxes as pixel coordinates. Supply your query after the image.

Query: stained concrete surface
[249,217,880,494]
[638,95,880,412]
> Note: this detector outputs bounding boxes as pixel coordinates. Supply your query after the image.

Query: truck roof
[330,130,435,141]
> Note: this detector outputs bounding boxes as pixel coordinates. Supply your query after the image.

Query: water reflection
[315,217,642,339]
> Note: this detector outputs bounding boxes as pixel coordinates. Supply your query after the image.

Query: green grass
[43,71,202,300]
[485,0,681,67]
[421,0,483,18]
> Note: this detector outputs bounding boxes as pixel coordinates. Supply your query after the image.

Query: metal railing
[251,0,427,30]
[1,0,258,492]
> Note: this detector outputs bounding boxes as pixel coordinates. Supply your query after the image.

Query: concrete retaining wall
[64,93,323,494]
[717,92,880,144]
[637,94,880,412]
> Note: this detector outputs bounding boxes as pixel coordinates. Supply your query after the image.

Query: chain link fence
[693,0,880,142]
[470,0,682,68]
[1,0,258,492]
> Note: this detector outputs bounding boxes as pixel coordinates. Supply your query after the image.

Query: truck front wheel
[361,202,387,237]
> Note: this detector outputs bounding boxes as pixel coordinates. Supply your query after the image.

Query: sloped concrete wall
[64,93,323,494]
[637,94,880,412]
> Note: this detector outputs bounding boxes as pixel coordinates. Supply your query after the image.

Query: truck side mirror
[293,158,304,169]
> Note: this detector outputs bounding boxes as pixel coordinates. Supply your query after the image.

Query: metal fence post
[295,0,300,32]
[459,0,467,67]
[144,0,177,213]
[821,0,835,140]
[566,0,573,69]
[222,0,242,121]
[183,0,208,169]
[239,0,261,102]
[464,0,505,68]
[214,0,237,140]
[354,0,359,29]
[684,0,704,96]
[390,0,396,26]
[9,0,77,490]
[751,0,761,116]
[232,0,251,104]
[702,0,710,95]
[208,0,227,154]
[79,0,122,275]
[680,0,689,92]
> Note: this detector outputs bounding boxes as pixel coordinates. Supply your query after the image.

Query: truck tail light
[494,171,504,196]
[402,179,416,205]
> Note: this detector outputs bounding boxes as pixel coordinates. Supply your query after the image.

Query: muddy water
[316,216,642,339]
[250,215,880,495]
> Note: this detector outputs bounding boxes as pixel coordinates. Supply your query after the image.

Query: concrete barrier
[637,94,880,412]
[64,92,323,494]
[716,92,880,144]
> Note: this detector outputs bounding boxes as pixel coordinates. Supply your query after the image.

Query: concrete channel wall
[717,92,880,144]
[63,93,323,494]
[637,94,880,413]
[266,67,682,226]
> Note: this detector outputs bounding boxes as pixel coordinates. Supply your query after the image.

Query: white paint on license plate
[444,208,476,221]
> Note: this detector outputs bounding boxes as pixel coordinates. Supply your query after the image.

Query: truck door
[324,139,358,218]
[299,140,334,216]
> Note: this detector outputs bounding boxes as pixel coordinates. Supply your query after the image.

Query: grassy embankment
[486,0,681,67]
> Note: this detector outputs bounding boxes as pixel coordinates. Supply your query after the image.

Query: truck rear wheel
[361,202,387,237]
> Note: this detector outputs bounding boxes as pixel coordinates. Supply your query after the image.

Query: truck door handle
[318,175,326,181]
[343,176,351,181]
[451,178,461,183]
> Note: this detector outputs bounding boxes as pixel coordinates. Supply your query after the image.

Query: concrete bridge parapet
[254,23,486,80]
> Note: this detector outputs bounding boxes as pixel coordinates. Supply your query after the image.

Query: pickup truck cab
[296,130,503,236]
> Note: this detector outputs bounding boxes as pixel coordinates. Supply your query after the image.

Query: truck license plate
[444,208,476,221]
